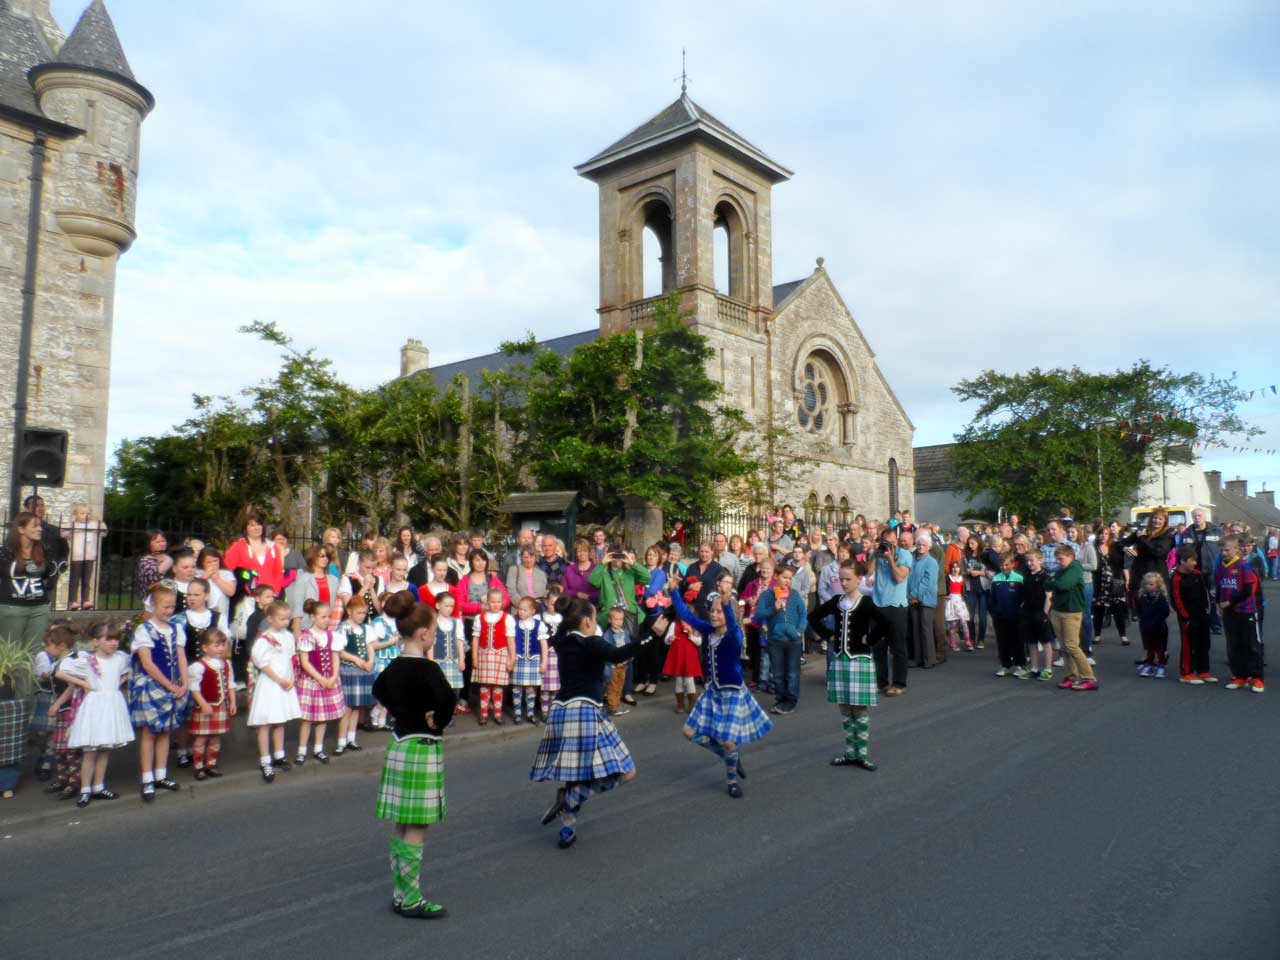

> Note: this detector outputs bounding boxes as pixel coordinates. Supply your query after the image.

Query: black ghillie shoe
[727,782,743,799]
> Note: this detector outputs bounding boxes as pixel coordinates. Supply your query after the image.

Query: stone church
[408,91,916,522]
[0,0,150,518]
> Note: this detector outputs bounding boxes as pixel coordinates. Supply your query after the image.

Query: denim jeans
[758,647,773,691]
[966,589,989,644]
[1080,582,1095,654]
[1270,555,1280,580]
[770,638,803,708]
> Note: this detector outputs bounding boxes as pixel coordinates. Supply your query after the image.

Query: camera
[608,551,628,562]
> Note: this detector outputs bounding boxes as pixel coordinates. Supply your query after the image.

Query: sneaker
[1154,666,1167,679]
[1039,670,1054,681]
[1138,664,1153,677]
[776,704,796,715]
[1025,670,1040,680]
[1180,674,1205,685]
[975,642,986,650]
[611,707,630,717]
[1012,666,1029,679]
[965,642,974,652]
[1198,673,1219,683]
[1053,657,1065,668]
[1119,637,1130,646]
[1071,679,1099,691]
[769,704,784,714]
[1087,656,1097,665]
[1225,677,1247,690]
[557,827,577,849]
[1057,678,1077,689]
[1250,678,1265,693]
[950,642,960,652]
[994,667,1009,677]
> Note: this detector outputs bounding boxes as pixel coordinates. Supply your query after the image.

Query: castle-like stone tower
[0,0,151,518]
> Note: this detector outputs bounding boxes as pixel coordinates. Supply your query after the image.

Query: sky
[50,0,1280,503]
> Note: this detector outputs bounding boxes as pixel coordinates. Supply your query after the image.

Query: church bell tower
[575,90,792,337]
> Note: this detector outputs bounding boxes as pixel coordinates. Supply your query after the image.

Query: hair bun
[382,591,417,620]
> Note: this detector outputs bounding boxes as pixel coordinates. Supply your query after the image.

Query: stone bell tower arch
[575,91,792,338]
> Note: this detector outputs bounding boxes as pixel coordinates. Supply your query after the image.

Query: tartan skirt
[827,653,878,707]
[50,695,80,753]
[188,701,231,737]
[542,647,561,691]
[473,647,510,687]
[512,656,542,687]
[296,675,345,722]
[29,690,56,735]
[437,657,464,690]
[529,698,634,784]
[128,675,190,733]
[687,683,772,746]
[375,735,446,824]
[339,661,375,707]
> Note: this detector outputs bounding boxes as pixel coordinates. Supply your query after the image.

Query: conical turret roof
[57,0,136,81]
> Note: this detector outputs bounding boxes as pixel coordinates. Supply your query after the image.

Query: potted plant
[0,637,35,798]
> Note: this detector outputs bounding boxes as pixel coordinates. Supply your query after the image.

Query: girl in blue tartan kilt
[530,596,653,849]
[669,587,771,799]
[511,596,548,724]
[372,593,457,919]
[810,560,879,771]
[336,603,376,755]
[128,584,190,802]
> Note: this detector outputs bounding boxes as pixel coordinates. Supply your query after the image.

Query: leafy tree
[951,362,1255,522]
[515,295,754,522]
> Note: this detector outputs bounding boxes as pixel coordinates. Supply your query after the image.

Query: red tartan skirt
[188,701,231,737]
[50,693,82,753]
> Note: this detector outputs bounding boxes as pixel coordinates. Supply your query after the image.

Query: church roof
[576,93,792,183]
[0,0,56,121]
[56,0,136,81]
[415,282,806,389]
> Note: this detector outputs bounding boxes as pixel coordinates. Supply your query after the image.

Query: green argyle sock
[854,714,870,761]
[390,838,423,907]
[842,716,858,758]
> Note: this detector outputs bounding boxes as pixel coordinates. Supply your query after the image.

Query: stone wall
[0,67,144,521]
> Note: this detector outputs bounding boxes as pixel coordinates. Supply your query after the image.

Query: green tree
[951,362,1255,521]
[514,295,753,522]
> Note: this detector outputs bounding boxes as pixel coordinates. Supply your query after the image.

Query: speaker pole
[11,134,49,518]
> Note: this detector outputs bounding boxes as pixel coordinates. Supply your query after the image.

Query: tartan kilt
[542,647,560,691]
[512,656,542,687]
[827,653,878,707]
[339,661,374,707]
[128,674,190,733]
[375,735,445,824]
[0,699,29,767]
[296,675,345,722]
[529,698,634,784]
[438,658,464,690]
[187,701,231,737]
[28,690,56,735]
[687,683,772,746]
[50,694,80,753]
[473,647,510,687]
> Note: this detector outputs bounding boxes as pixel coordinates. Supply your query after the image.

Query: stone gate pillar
[622,495,664,553]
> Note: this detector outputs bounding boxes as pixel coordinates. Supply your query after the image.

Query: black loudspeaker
[19,428,68,486]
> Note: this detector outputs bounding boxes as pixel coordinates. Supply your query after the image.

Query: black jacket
[1127,529,1175,588]
[552,628,651,704]
[810,594,875,656]
[0,546,60,605]
[372,656,457,737]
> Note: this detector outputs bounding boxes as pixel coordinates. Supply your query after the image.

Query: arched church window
[797,357,835,434]
[823,495,836,527]
[805,492,820,524]
[839,496,850,525]
[888,458,899,515]
[640,198,674,299]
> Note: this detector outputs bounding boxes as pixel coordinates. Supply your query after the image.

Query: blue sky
[53,0,1280,503]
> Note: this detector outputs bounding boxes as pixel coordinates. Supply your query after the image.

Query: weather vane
[676,48,689,95]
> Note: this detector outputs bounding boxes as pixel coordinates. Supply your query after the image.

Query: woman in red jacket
[451,549,510,630]
[223,511,285,598]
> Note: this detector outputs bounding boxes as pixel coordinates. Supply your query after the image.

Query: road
[5,590,1279,960]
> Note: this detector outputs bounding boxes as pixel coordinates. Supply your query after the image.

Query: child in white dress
[57,624,134,808]
[247,600,301,782]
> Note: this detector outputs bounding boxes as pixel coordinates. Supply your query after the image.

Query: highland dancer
[810,561,879,770]
[669,586,772,799]
[373,592,457,918]
[530,596,650,848]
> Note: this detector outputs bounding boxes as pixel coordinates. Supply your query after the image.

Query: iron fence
[686,507,853,547]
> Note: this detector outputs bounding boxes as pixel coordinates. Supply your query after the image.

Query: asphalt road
[5,590,1279,960]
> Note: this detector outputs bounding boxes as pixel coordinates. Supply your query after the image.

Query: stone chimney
[1225,477,1248,499]
[9,0,66,50]
[1255,489,1275,509]
[1204,470,1221,499]
[400,338,430,377]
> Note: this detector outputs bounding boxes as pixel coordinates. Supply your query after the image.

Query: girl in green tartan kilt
[810,561,879,771]
[372,592,458,919]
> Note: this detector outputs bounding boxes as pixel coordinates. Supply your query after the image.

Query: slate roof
[576,93,792,183]
[422,281,808,389]
[1214,486,1280,531]
[500,491,579,514]
[0,0,56,120]
[912,443,960,493]
[56,0,135,80]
